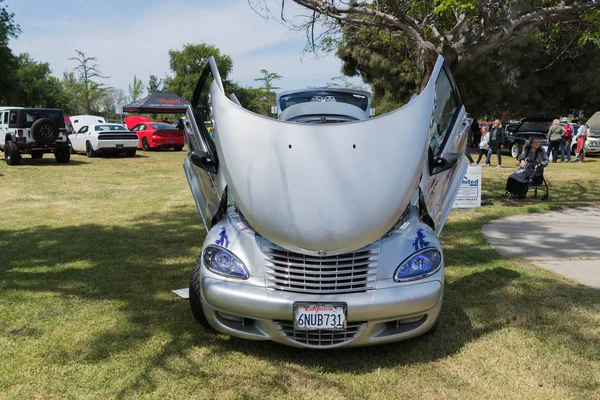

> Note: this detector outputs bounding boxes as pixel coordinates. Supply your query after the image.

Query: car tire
[142,138,150,151]
[4,141,21,165]
[31,118,59,145]
[510,143,520,159]
[173,146,183,152]
[424,316,439,336]
[189,253,211,329]
[31,151,44,159]
[125,150,136,157]
[54,145,70,164]
[86,142,96,158]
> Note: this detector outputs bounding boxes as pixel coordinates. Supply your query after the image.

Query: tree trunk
[419,47,439,91]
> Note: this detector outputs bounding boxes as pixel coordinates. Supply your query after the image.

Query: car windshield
[278,90,369,112]
[150,123,176,130]
[23,109,64,128]
[516,121,552,133]
[95,124,128,131]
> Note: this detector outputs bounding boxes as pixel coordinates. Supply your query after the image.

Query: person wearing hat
[560,117,573,162]
[547,119,565,163]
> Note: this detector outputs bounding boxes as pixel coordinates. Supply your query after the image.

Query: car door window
[429,69,460,156]
[78,126,88,134]
[9,111,17,127]
[3,111,8,125]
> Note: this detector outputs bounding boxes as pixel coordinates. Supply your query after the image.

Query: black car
[504,117,551,159]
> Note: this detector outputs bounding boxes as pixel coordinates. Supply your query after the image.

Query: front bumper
[200,268,444,348]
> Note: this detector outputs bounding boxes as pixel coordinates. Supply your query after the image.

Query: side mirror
[430,152,460,175]
[189,151,217,174]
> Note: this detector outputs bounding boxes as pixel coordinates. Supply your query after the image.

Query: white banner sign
[453,166,482,208]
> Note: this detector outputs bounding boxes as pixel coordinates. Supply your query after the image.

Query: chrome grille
[263,244,379,294]
[275,320,366,347]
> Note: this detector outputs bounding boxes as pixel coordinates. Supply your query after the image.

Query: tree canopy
[163,43,233,100]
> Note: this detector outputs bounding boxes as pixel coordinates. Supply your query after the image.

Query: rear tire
[189,253,211,329]
[4,141,21,165]
[125,150,136,157]
[31,151,44,159]
[173,146,183,152]
[86,142,96,158]
[142,138,150,151]
[55,146,70,164]
[510,143,520,159]
[31,118,59,145]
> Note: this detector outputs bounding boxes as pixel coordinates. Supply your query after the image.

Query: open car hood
[184,56,467,254]
[211,87,433,254]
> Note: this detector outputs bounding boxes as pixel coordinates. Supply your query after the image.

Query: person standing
[487,119,504,168]
[465,120,476,165]
[476,125,491,165]
[470,118,481,148]
[546,119,565,163]
[575,117,588,162]
[560,118,573,162]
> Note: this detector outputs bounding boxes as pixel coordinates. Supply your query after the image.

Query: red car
[130,121,184,151]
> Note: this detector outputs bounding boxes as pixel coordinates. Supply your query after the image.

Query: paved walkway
[483,207,600,289]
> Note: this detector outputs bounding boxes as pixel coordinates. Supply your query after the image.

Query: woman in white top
[574,118,588,162]
[476,126,491,165]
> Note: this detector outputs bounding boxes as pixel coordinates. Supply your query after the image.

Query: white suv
[0,107,70,165]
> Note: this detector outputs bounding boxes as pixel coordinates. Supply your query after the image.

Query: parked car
[69,123,138,158]
[581,112,600,155]
[0,107,70,165]
[504,117,551,158]
[182,56,468,348]
[70,115,106,134]
[129,122,184,151]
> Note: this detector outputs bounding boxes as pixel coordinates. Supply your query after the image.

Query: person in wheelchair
[505,138,549,199]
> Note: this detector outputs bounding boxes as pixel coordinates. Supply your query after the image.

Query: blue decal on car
[215,227,230,247]
[413,229,430,251]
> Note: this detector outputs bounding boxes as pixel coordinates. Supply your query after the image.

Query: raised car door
[183,57,227,230]
[73,126,88,151]
[419,61,469,234]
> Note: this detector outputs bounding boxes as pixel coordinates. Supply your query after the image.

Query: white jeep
[0,107,70,165]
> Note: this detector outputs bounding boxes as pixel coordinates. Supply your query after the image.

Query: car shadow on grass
[0,208,599,397]
[10,158,90,166]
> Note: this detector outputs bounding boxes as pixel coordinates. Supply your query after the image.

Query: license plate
[293,303,347,330]
[168,140,176,143]
[116,144,123,148]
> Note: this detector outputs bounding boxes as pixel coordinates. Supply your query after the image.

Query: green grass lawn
[0,150,599,399]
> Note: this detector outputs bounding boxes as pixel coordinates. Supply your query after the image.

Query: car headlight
[202,245,249,279]
[394,249,442,282]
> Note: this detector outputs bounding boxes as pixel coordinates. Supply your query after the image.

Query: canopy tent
[122,91,190,114]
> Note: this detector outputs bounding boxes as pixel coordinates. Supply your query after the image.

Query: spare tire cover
[31,118,59,145]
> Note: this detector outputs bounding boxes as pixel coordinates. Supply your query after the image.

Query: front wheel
[510,143,520,159]
[189,253,211,329]
[142,138,150,151]
[86,142,96,158]
[4,141,21,165]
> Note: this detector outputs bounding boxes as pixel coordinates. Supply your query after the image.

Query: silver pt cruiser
[182,55,468,348]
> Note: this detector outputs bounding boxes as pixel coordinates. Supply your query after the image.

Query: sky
[5,0,363,95]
